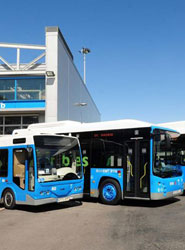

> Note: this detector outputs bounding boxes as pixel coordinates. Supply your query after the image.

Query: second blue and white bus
[19,119,184,205]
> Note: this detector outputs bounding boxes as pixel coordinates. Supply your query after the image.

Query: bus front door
[124,140,150,199]
[13,148,28,202]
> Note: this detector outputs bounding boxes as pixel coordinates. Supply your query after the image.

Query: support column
[45,27,58,122]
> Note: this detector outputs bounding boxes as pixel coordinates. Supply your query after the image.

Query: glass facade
[0,77,45,101]
[0,115,39,135]
[0,77,44,134]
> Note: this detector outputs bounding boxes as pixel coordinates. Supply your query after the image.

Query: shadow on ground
[13,200,83,213]
[1,195,183,212]
[83,194,181,208]
[121,197,180,208]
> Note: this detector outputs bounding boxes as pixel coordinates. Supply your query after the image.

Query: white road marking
[0,207,5,211]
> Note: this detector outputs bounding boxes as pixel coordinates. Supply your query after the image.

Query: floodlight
[46,71,55,77]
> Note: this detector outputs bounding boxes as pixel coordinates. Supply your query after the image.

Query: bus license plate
[58,197,70,203]
[173,189,182,195]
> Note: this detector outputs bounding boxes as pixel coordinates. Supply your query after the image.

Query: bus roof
[0,133,34,147]
[158,121,185,134]
[0,132,77,148]
[22,119,154,134]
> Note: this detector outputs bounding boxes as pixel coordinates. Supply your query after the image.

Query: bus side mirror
[27,147,33,160]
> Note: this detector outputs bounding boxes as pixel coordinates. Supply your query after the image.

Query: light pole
[79,47,91,84]
[74,102,88,123]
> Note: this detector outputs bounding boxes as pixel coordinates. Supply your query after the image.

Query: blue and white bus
[0,131,84,209]
[21,119,184,205]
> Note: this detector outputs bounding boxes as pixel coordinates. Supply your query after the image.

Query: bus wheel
[99,179,121,205]
[3,189,16,209]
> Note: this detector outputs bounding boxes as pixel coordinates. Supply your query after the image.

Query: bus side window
[91,139,104,168]
[91,138,124,168]
[104,140,123,168]
[0,149,8,177]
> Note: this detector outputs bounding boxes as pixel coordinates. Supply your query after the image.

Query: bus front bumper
[16,193,83,206]
[151,189,183,200]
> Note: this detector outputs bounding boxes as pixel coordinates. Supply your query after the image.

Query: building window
[5,126,21,135]
[5,116,21,125]
[23,116,38,125]
[0,115,39,135]
[0,77,45,101]
[0,79,15,100]
[17,78,45,100]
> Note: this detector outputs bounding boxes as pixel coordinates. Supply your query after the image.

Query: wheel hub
[103,184,117,201]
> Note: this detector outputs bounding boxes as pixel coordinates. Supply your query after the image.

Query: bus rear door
[124,140,150,199]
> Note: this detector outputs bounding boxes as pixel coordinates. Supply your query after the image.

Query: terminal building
[0,27,100,134]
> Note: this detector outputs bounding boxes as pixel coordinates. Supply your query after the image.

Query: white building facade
[0,27,100,134]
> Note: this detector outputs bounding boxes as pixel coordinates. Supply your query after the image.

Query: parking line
[0,207,5,211]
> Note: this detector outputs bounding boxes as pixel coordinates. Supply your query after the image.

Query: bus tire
[3,189,16,209]
[99,179,121,205]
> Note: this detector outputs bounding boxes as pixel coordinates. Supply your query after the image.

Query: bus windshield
[34,136,83,182]
[171,134,185,166]
[153,129,182,178]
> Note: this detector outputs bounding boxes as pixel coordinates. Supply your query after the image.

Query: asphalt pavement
[0,196,185,250]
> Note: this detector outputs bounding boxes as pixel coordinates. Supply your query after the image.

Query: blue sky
[0,0,185,123]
